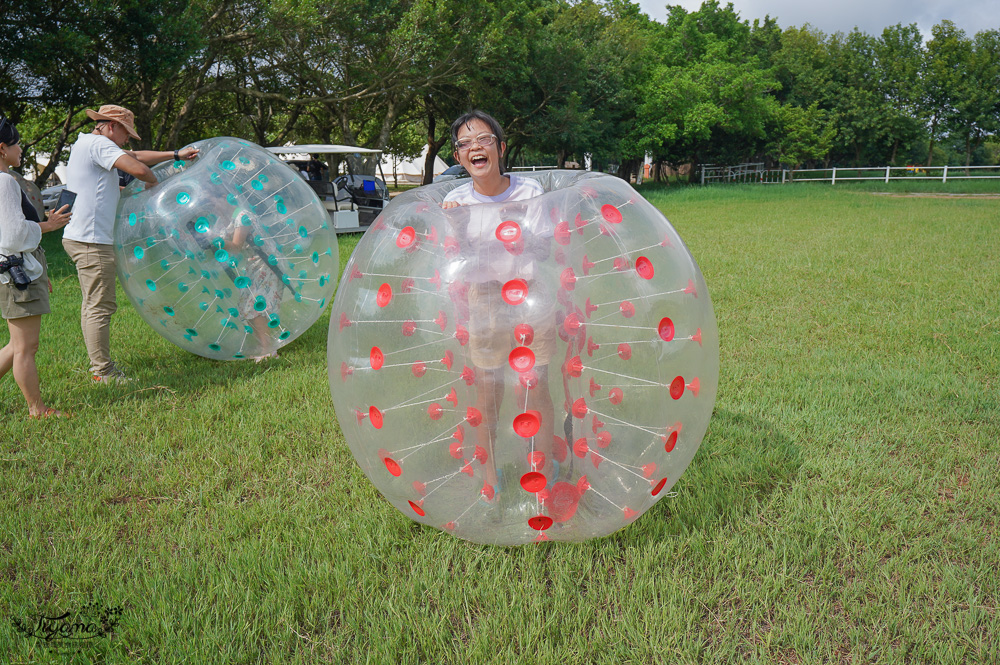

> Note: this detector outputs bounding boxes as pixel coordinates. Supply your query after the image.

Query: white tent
[382,145,449,185]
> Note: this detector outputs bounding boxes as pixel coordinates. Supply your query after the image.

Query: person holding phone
[0,115,72,418]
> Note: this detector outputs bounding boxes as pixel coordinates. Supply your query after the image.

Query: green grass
[2,183,998,663]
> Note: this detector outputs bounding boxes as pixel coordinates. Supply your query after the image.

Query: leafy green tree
[767,102,835,167]
[950,29,1000,166]
[874,24,925,165]
[921,21,971,165]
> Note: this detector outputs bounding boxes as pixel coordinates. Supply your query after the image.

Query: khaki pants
[62,239,117,376]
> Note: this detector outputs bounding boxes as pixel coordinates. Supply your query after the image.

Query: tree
[921,21,971,166]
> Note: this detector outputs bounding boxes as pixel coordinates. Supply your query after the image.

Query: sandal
[28,407,68,420]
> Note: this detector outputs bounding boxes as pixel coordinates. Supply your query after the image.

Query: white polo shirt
[63,132,126,245]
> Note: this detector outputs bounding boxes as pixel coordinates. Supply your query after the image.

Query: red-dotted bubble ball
[328,171,717,545]
[114,138,338,360]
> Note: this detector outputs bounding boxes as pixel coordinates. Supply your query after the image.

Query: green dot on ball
[215,249,229,263]
[128,213,137,226]
[133,246,144,259]
[176,192,191,205]
[186,328,198,337]
[251,180,263,191]
[221,160,235,170]
[195,217,210,233]
[235,276,250,289]
[253,297,266,312]
[145,279,157,291]
[267,315,280,329]
[279,331,291,340]
[164,306,175,316]
[209,343,221,351]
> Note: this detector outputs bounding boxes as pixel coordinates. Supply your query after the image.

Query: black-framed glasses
[455,134,497,151]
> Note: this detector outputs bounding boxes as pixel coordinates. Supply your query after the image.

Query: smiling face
[454,118,506,185]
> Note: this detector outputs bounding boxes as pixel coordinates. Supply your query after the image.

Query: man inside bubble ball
[441,110,561,499]
[62,104,199,384]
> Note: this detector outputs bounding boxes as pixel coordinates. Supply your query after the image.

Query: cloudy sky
[634,0,999,39]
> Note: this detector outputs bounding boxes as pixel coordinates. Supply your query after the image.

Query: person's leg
[6,315,47,416]
[524,366,556,479]
[0,337,13,378]
[63,239,118,376]
[475,367,505,490]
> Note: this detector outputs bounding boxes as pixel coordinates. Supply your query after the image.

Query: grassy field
[1,181,998,663]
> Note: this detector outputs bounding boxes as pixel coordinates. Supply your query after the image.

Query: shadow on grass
[632,408,803,540]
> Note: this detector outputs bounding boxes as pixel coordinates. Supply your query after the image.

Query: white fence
[701,164,1000,185]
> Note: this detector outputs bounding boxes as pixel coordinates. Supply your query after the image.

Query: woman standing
[0,115,72,418]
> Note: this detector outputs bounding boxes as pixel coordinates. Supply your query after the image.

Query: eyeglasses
[455,134,497,151]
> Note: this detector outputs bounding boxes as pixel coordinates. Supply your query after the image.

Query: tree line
[3,0,998,187]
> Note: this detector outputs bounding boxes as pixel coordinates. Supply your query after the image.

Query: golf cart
[267,144,390,233]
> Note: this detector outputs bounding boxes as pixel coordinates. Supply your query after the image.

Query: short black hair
[451,110,506,173]
[0,115,20,147]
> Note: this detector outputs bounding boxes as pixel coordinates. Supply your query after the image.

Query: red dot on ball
[501,279,528,305]
[664,430,678,452]
[658,317,675,342]
[376,283,392,307]
[601,204,623,224]
[496,220,521,242]
[384,456,401,476]
[396,226,416,248]
[528,515,554,531]
[635,256,654,280]
[670,376,685,400]
[651,477,668,496]
[408,500,425,516]
[513,411,541,438]
[520,472,547,493]
[370,346,384,370]
[508,346,536,373]
[369,406,384,429]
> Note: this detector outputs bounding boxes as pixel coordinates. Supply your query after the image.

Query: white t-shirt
[63,132,127,245]
[442,175,543,206]
[442,175,546,283]
[0,172,44,283]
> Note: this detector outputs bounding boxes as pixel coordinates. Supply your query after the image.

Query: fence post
[942,165,948,183]
[782,170,787,184]
[885,166,890,183]
[832,167,837,185]
[700,166,705,186]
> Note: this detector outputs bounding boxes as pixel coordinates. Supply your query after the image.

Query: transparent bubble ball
[115,137,338,360]
[328,171,718,545]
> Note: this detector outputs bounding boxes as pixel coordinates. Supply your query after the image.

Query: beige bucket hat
[86,104,141,140]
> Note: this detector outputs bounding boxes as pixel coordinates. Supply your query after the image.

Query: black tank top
[20,189,41,224]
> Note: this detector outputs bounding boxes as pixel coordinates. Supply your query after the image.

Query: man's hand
[441,200,461,209]
[178,146,200,161]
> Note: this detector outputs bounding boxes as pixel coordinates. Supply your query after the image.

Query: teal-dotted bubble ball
[114,137,339,360]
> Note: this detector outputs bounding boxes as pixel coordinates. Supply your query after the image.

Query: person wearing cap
[62,104,199,383]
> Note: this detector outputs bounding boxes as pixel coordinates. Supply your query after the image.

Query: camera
[0,253,31,291]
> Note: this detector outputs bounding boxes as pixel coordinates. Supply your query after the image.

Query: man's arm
[127,146,199,167]
[112,153,157,185]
